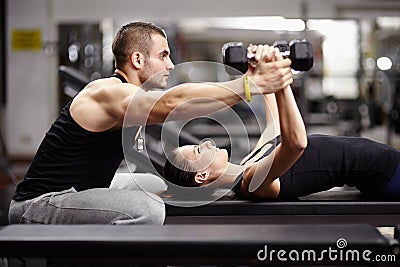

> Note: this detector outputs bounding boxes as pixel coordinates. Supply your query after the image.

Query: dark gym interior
[1,0,400,266]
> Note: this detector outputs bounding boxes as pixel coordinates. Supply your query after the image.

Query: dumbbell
[222,40,313,74]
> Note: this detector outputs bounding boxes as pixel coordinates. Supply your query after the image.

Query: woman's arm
[239,93,279,165]
[239,49,307,199]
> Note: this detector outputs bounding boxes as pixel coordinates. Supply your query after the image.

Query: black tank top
[232,136,280,197]
[13,74,138,200]
[233,134,400,200]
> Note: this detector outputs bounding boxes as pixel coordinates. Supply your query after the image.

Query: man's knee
[138,193,165,224]
[113,192,165,225]
[143,197,165,224]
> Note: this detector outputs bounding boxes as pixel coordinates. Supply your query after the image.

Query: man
[9,21,293,224]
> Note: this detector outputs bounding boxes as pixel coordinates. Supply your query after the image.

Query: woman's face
[177,141,229,182]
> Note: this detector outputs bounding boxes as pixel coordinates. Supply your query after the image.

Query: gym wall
[1,0,5,106]
[4,0,399,157]
[6,0,58,158]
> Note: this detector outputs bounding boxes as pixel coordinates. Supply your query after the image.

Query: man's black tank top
[233,134,400,200]
[13,74,138,201]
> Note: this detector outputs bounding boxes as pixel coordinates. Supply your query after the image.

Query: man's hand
[246,44,293,94]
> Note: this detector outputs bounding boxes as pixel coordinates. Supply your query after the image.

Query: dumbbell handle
[247,50,291,67]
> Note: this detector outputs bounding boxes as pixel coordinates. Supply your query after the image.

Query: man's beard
[140,65,167,91]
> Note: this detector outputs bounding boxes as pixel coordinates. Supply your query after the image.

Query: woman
[163,47,400,201]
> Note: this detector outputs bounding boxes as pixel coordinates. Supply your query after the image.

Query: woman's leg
[381,164,400,200]
[9,187,165,224]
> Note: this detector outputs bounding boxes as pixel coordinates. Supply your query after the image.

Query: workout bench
[0,224,399,266]
[165,190,400,226]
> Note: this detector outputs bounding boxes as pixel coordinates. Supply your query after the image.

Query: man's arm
[124,45,293,126]
[86,44,293,128]
[73,78,254,130]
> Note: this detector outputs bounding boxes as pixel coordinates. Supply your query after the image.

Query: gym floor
[1,124,400,227]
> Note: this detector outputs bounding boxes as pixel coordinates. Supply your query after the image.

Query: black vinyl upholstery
[0,224,398,266]
[165,190,400,226]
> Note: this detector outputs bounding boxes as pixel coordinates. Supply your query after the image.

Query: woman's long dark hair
[163,148,199,187]
[162,148,228,201]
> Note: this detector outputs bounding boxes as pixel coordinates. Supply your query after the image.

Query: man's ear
[194,172,209,185]
[130,52,144,69]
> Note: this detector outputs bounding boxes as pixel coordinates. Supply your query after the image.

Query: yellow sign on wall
[11,29,42,51]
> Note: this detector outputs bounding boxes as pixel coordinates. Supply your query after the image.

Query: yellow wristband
[244,75,252,102]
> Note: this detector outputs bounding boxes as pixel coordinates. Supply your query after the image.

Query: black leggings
[277,135,400,200]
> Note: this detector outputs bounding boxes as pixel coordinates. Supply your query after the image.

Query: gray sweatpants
[8,173,166,225]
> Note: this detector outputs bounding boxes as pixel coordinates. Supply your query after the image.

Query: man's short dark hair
[112,21,167,70]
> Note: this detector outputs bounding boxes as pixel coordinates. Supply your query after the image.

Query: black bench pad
[0,224,396,265]
[165,198,400,225]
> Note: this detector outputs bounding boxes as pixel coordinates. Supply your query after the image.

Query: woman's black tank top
[233,134,400,200]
